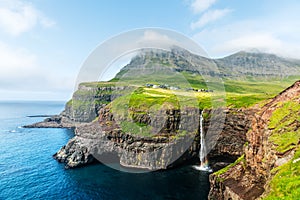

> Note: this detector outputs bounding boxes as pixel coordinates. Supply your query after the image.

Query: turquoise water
[0,101,210,200]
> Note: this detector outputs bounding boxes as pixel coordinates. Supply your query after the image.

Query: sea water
[0,101,210,200]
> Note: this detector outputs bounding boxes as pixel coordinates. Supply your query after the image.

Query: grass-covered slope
[264,96,300,199]
[208,80,300,200]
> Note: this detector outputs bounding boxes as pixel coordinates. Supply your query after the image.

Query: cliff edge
[209,80,300,200]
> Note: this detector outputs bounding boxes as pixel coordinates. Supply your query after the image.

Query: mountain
[115,48,300,80]
[215,51,300,78]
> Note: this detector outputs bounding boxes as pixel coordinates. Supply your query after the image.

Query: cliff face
[53,104,254,170]
[206,109,255,169]
[62,83,130,122]
[24,83,130,128]
[54,106,199,170]
[209,80,300,200]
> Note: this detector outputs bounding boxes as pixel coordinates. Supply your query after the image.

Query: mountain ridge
[115,48,300,80]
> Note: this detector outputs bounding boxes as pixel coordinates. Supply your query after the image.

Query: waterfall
[193,110,212,172]
[199,110,207,166]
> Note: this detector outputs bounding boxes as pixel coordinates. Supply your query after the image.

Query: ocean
[0,101,210,200]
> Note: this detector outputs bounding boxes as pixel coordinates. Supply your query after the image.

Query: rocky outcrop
[62,83,131,122]
[23,115,77,128]
[208,80,300,200]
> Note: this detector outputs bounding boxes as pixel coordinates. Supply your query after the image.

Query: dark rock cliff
[53,104,254,170]
[206,109,255,170]
[54,106,199,170]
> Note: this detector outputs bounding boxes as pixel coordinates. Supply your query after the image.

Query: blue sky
[0,0,300,100]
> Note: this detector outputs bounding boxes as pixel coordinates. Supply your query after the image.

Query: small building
[170,86,180,90]
[145,83,153,88]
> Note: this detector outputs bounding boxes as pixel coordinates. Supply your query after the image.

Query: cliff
[24,82,130,128]
[208,80,300,200]
[53,103,254,170]
[62,82,131,122]
[54,106,199,170]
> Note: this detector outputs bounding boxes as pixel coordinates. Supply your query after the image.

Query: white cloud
[191,9,232,29]
[193,19,300,59]
[215,33,283,54]
[191,0,217,13]
[0,40,75,100]
[0,0,55,36]
[0,41,38,77]
[190,1,300,59]
[140,30,175,46]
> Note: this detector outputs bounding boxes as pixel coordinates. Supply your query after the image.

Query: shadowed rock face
[53,105,254,171]
[53,106,199,170]
[206,109,255,170]
[208,80,300,200]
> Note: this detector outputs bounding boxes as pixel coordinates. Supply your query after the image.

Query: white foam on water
[193,165,213,172]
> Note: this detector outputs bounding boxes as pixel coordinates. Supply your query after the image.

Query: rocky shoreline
[23,115,77,128]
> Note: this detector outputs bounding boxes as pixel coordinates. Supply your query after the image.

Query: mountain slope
[115,48,300,80]
[215,51,300,78]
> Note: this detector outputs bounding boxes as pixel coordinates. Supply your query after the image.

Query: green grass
[264,148,300,200]
[224,79,293,94]
[120,121,153,137]
[223,76,300,108]
[74,89,114,96]
[79,81,116,88]
[113,71,300,109]
[111,87,201,117]
[213,154,245,177]
[67,99,93,109]
[225,93,270,108]
[269,101,300,153]
[263,98,300,199]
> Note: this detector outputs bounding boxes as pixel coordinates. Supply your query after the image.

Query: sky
[0,0,300,101]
